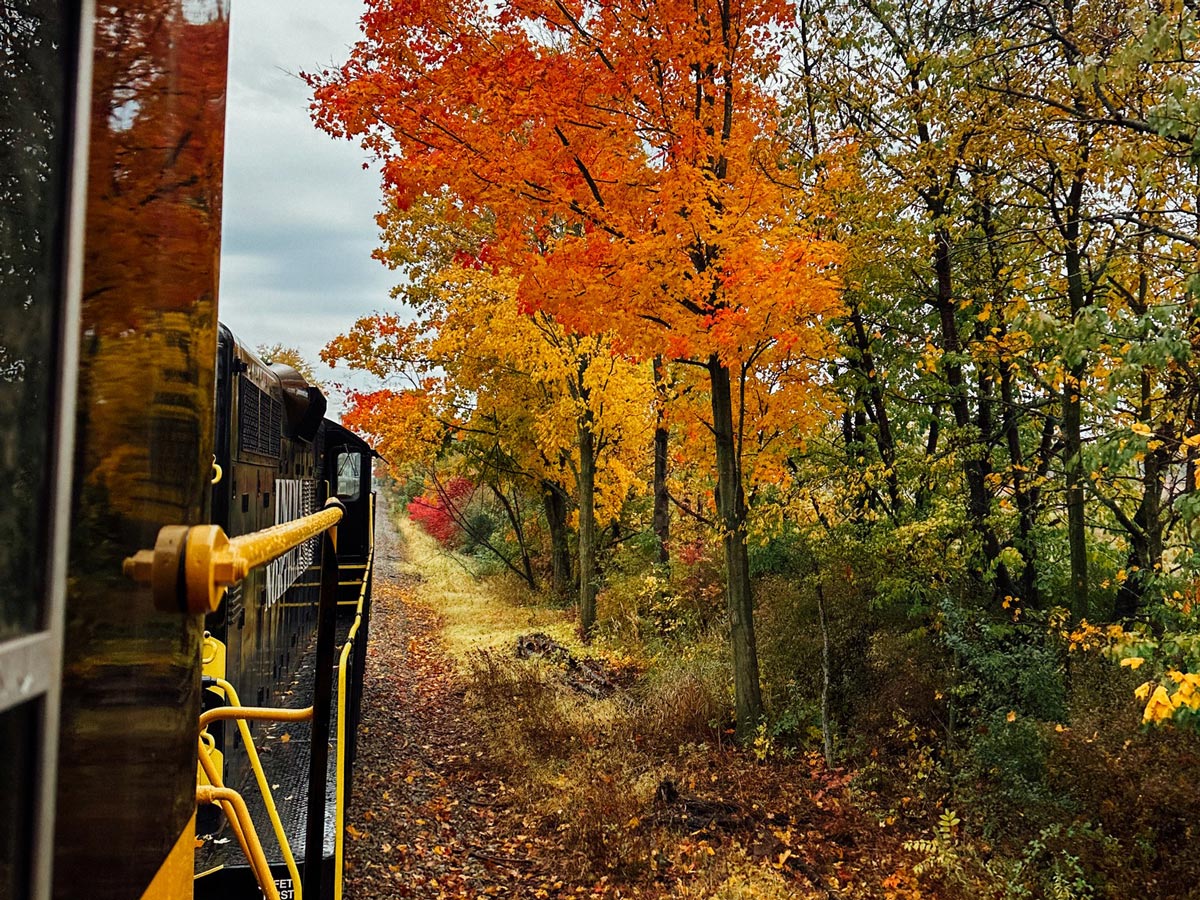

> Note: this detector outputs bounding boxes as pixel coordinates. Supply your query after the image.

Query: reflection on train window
[0,2,71,640]
[335,451,362,502]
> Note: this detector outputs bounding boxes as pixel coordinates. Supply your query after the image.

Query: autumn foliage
[310,0,1200,895]
[407,476,474,547]
[311,0,846,736]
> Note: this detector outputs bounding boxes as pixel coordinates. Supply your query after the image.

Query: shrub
[624,637,731,752]
[462,509,498,555]
[542,752,657,879]
[407,476,474,547]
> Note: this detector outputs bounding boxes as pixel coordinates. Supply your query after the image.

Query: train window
[1,5,81,895]
[1,1,72,641]
[335,450,362,502]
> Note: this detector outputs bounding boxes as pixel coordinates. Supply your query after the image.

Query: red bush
[407,477,474,547]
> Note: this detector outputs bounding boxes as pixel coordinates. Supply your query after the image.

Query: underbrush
[398,516,577,661]
[399,505,1200,898]
[461,639,731,880]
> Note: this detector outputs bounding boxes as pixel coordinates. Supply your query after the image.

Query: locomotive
[2,2,375,898]
[190,330,377,899]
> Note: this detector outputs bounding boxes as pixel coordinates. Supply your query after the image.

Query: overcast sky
[220,0,393,414]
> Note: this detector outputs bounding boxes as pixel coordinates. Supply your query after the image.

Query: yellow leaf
[1143,685,1175,723]
[1006,710,1016,722]
[1120,657,1145,670]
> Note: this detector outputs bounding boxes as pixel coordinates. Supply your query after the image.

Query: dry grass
[396,515,579,661]
[397,511,798,888]
[665,847,822,900]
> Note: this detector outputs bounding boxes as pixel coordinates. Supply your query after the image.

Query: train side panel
[51,3,232,898]
[207,331,325,798]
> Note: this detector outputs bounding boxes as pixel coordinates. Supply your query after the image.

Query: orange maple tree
[308,0,843,736]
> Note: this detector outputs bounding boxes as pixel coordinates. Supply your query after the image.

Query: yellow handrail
[225,503,342,576]
[196,740,253,862]
[199,704,313,730]
[334,494,374,900]
[124,498,345,614]
[198,678,310,898]
[196,785,281,900]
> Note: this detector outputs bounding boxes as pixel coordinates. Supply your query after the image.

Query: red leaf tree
[308,0,843,737]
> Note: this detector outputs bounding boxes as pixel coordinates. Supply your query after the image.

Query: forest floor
[344,502,928,899]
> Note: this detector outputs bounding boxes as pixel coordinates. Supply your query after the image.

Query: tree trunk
[1000,340,1043,608]
[1115,368,1172,619]
[652,356,671,567]
[815,580,834,768]
[577,419,598,638]
[932,223,1011,600]
[542,480,572,601]
[492,484,536,589]
[849,307,899,514]
[709,354,763,739]
[1063,171,1089,622]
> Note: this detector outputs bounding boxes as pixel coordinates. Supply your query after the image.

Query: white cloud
[219,0,398,417]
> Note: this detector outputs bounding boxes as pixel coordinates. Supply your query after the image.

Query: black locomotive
[192,329,377,899]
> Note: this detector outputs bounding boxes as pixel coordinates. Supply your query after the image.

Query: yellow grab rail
[199,704,314,730]
[124,498,345,614]
[334,494,374,900]
[196,785,280,900]
[198,680,311,899]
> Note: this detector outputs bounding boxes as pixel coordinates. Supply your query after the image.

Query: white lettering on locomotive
[265,479,316,607]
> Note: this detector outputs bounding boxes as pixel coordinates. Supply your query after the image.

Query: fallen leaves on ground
[345,515,924,899]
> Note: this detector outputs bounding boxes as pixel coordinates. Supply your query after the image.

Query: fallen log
[514,632,620,698]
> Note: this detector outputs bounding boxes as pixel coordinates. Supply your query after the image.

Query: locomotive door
[0,4,89,898]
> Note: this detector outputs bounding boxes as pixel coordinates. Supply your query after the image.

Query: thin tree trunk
[1115,367,1172,619]
[1000,342,1042,608]
[932,222,1011,599]
[815,580,834,768]
[492,485,536,589]
[652,356,671,567]
[542,480,572,601]
[1063,170,1089,622]
[577,419,598,638]
[709,354,763,739]
[849,307,899,514]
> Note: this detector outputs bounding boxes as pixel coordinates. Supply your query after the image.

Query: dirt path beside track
[344,501,568,899]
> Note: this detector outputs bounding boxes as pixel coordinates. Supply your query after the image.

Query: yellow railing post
[334,543,373,899]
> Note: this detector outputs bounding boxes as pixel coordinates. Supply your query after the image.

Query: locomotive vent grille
[237,374,282,459]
